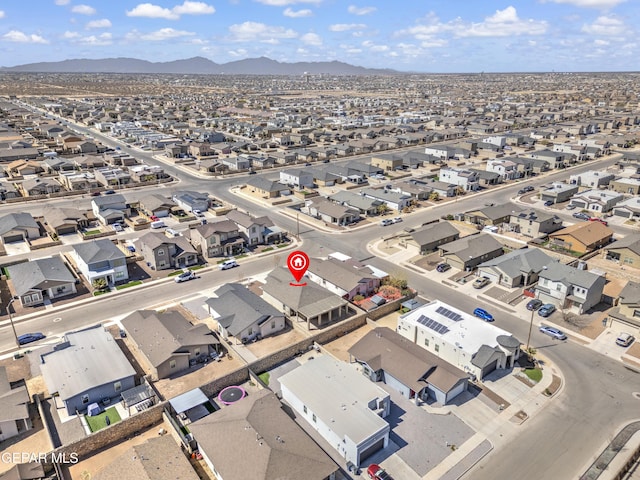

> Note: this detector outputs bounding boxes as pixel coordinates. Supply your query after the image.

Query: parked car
[220,259,239,270]
[517,189,526,195]
[526,299,543,311]
[472,277,491,289]
[112,222,124,232]
[367,464,391,480]
[566,204,577,210]
[538,304,557,317]
[248,170,257,175]
[380,219,393,226]
[436,263,451,273]
[616,332,635,347]
[104,190,116,195]
[126,245,136,253]
[119,329,127,338]
[525,186,535,192]
[17,332,46,345]
[589,217,608,226]
[543,200,554,207]
[193,209,205,217]
[174,270,196,283]
[150,215,159,221]
[392,217,402,223]
[539,325,567,340]
[90,191,101,196]
[473,307,494,322]
[573,212,590,221]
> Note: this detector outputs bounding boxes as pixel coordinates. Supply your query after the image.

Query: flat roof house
[397,300,521,380]
[189,389,339,480]
[569,189,623,213]
[349,328,469,405]
[279,355,390,468]
[40,325,136,415]
[612,197,640,220]
[540,182,579,204]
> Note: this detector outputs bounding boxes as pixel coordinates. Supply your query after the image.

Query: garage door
[359,438,385,464]
[479,270,500,284]
[446,379,468,403]
[2,234,24,244]
[613,210,630,218]
[480,359,498,379]
[57,226,76,235]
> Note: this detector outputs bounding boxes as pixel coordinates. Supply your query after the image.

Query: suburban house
[408,221,460,254]
[464,204,521,227]
[0,367,31,442]
[58,171,100,192]
[40,325,136,415]
[225,209,284,246]
[190,220,245,259]
[371,153,403,171]
[438,233,504,271]
[301,198,359,226]
[540,182,579,204]
[609,177,640,195]
[280,169,314,188]
[486,159,519,181]
[171,190,210,213]
[439,167,480,191]
[262,267,350,330]
[307,257,381,300]
[608,281,640,330]
[91,194,129,226]
[189,389,339,480]
[135,231,198,270]
[397,300,522,380]
[428,180,458,198]
[0,212,40,244]
[0,181,20,200]
[43,206,92,236]
[279,355,390,468]
[477,247,555,288]
[328,191,382,216]
[92,435,200,480]
[71,239,129,286]
[612,197,640,220]
[569,170,614,188]
[605,236,640,269]
[509,210,563,237]
[7,256,77,307]
[361,188,411,211]
[569,189,623,213]
[548,221,614,254]
[245,177,290,198]
[121,310,219,381]
[206,283,286,343]
[349,328,469,405]
[21,178,62,197]
[534,261,606,313]
[138,194,176,218]
[94,167,131,188]
[391,179,434,200]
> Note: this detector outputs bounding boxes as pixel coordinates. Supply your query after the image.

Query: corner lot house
[40,325,136,415]
[408,221,460,254]
[121,310,219,381]
[540,182,579,204]
[0,366,31,442]
[438,233,504,271]
[397,300,521,380]
[189,389,338,480]
[7,256,77,307]
[349,328,468,405]
[534,261,606,313]
[71,239,129,285]
[279,355,390,468]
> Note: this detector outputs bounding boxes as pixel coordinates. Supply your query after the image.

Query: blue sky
[0,0,638,72]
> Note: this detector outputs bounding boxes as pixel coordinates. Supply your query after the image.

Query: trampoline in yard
[218,386,246,405]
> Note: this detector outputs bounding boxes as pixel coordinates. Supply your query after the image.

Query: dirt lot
[245,323,309,358]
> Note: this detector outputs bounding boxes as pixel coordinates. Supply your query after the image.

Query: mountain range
[0,56,399,75]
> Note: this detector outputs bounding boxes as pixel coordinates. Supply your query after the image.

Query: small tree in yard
[377,204,390,215]
[92,278,108,291]
[429,191,440,202]
[383,275,408,291]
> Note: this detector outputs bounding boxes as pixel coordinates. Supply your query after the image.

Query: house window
[248,328,253,336]
[158,249,165,256]
[303,405,307,414]
[115,271,126,279]
[435,344,440,353]
[195,348,200,356]
[312,413,316,423]
[170,360,176,369]
[633,309,640,319]
[556,284,562,291]
[114,381,121,393]
[624,257,634,265]
[81,394,89,404]
[424,338,429,347]
[271,321,276,329]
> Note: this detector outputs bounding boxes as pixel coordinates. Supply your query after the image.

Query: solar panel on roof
[436,306,463,322]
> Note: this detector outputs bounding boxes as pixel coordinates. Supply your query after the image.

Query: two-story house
[486,159,519,181]
[509,210,563,237]
[190,220,245,259]
[224,209,282,246]
[608,281,640,330]
[280,169,315,189]
[136,232,198,270]
[535,261,606,314]
[91,193,129,226]
[71,239,129,286]
[439,167,480,191]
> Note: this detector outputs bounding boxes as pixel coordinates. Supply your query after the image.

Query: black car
[544,200,554,207]
[526,299,543,311]
[104,189,116,195]
[436,263,451,273]
[17,332,46,345]
[518,189,526,195]
[573,212,590,221]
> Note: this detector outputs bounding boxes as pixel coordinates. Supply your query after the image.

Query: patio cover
[169,388,208,414]
[121,384,154,409]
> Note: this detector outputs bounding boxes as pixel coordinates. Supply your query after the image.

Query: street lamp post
[6,297,20,349]
[525,304,535,354]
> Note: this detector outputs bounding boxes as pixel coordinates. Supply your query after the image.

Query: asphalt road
[7,105,639,479]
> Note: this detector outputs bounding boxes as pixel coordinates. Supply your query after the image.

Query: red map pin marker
[287,251,309,287]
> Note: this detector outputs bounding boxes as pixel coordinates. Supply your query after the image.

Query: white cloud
[544,0,626,8]
[85,18,112,29]
[594,39,610,45]
[457,6,548,37]
[301,32,322,46]
[140,28,196,41]
[347,5,376,15]
[172,1,215,15]
[126,3,179,19]
[329,23,366,32]
[0,10,5,19]
[581,15,626,35]
[2,30,49,44]
[255,0,321,5]
[71,4,97,15]
[228,21,298,43]
[54,0,70,5]
[78,32,112,45]
[362,40,388,52]
[284,7,313,17]
[228,48,248,57]
[62,31,80,39]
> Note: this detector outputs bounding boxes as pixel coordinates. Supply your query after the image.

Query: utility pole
[296,213,300,240]
[526,305,535,354]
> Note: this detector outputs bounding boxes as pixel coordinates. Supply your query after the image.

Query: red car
[150,215,159,221]
[589,217,608,226]
[367,464,391,480]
